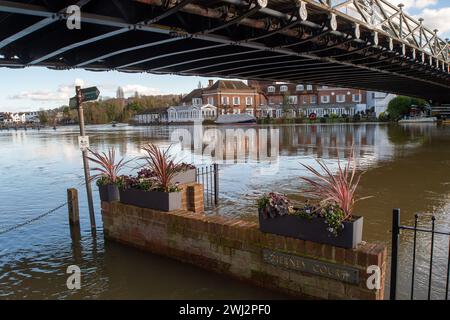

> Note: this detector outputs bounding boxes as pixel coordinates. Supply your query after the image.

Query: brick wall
[101,192,386,300]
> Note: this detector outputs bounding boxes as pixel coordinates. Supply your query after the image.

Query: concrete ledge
[101,201,387,300]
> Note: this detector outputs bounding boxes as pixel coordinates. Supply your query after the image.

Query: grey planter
[171,168,196,185]
[119,188,182,211]
[98,184,120,202]
[258,209,363,249]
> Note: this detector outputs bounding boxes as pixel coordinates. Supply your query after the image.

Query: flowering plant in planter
[137,162,196,185]
[299,149,370,234]
[257,149,370,249]
[87,147,130,202]
[119,144,184,211]
[257,192,294,219]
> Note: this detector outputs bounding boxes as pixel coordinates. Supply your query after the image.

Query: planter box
[119,188,182,212]
[98,184,120,202]
[171,168,196,185]
[258,209,363,249]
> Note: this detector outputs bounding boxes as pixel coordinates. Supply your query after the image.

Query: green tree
[38,110,48,124]
[387,96,413,121]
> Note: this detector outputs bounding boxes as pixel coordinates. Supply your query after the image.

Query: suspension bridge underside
[0,0,449,102]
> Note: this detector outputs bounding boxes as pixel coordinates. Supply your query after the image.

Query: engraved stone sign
[262,249,360,284]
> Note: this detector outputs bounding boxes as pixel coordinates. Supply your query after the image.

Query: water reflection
[0,123,449,299]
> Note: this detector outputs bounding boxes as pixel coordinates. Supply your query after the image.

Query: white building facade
[367,92,397,116]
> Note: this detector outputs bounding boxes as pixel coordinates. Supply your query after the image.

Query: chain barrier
[0,202,67,236]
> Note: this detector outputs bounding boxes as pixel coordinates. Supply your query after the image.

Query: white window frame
[221,96,229,105]
[336,95,346,103]
[192,98,202,106]
[233,96,240,105]
[302,96,308,104]
[296,84,304,91]
[267,86,275,93]
[311,96,317,104]
[306,85,313,91]
[321,95,330,103]
[207,97,214,105]
[352,94,361,102]
[280,85,288,92]
[288,96,298,104]
[245,96,253,105]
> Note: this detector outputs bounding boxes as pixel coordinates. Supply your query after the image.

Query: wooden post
[67,188,80,226]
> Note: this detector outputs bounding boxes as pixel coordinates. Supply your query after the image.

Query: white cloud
[8,81,162,103]
[389,0,438,10]
[121,84,162,97]
[9,85,72,102]
[417,7,450,34]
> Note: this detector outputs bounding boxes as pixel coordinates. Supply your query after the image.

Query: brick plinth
[101,200,386,300]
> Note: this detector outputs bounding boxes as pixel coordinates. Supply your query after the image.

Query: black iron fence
[390,209,450,300]
[196,164,219,209]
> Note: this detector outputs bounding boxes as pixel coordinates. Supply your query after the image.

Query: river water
[0,123,449,299]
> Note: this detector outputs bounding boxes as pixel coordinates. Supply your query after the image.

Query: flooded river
[0,123,449,299]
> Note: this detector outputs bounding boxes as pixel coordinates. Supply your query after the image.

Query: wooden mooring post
[67,188,80,227]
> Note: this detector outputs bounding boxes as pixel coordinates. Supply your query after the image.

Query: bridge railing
[303,0,449,64]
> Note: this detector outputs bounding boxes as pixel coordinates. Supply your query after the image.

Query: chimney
[208,79,214,87]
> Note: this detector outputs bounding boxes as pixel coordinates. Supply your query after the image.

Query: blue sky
[0,0,448,112]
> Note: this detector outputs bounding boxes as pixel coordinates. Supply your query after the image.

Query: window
[280,85,288,92]
[233,108,240,114]
[192,98,202,106]
[321,95,330,103]
[207,97,214,105]
[268,86,275,93]
[245,96,253,105]
[321,85,329,89]
[303,96,308,104]
[352,94,361,102]
[336,95,346,103]
[306,85,313,91]
[268,97,274,105]
[233,97,240,105]
[288,96,298,104]
[296,84,304,91]
[221,96,229,105]
[311,96,317,104]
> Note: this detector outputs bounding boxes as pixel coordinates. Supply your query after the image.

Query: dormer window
[296,84,304,91]
[267,86,275,93]
[280,85,288,92]
[306,85,313,91]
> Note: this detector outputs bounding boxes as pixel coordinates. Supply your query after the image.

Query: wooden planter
[98,184,120,202]
[171,168,196,185]
[119,188,182,212]
[258,209,363,249]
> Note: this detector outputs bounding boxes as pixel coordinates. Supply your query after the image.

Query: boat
[112,121,117,127]
[398,117,437,124]
[214,114,256,125]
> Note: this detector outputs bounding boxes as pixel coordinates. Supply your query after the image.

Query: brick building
[182,79,369,118]
[249,80,367,118]
[182,79,262,115]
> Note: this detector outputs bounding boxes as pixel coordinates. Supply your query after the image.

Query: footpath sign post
[73,86,100,234]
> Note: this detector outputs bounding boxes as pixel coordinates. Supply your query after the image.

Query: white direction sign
[78,136,90,151]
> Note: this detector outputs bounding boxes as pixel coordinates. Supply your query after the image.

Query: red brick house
[182,80,263,115]
[249,81,368,118]
[181,79,369,118]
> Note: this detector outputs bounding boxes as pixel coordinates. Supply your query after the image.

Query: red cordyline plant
[300,149,368,220]
[140,143,180,192]
[87,147,130,185]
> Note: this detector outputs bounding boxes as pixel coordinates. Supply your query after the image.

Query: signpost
[73,85,100,234]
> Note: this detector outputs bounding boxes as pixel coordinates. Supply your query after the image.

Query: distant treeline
[38,94,182,125]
